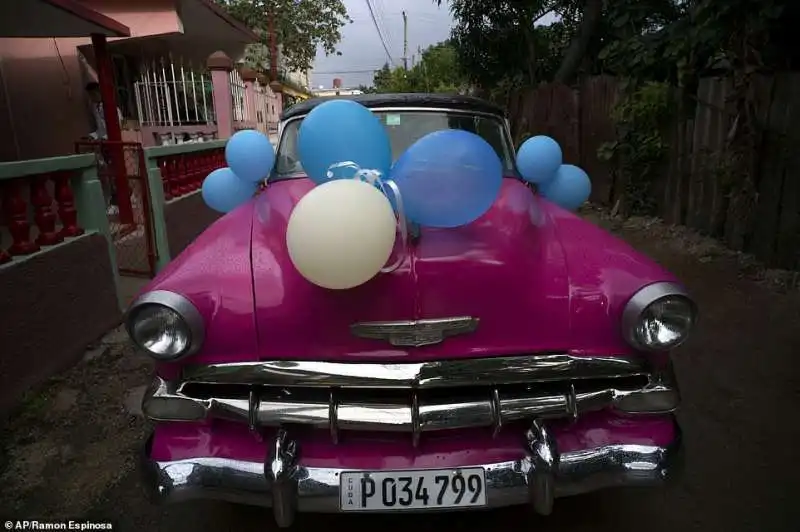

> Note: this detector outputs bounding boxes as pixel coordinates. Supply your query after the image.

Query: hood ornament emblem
[350,317,479,347]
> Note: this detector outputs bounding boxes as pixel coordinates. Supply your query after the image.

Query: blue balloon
[201,167,258,213]
[516,135,562,184]
[391,129,503,228]
[298,100,392,185]
[540,164,591,211]
[225,129,275,183]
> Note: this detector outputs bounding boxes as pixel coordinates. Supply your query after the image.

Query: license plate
[339,468,487,511]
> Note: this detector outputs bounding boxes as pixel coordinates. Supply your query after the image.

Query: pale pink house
[0,0,283,162]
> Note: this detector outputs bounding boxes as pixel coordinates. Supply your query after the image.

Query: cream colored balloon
[286,179,397,289]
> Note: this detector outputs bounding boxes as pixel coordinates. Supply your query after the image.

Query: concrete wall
[163,191,222,257]
[0,0,182,162]
[0,232,121,414]
[0,37,91,161]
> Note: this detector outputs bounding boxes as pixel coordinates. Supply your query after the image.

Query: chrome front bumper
[142,419,682,527]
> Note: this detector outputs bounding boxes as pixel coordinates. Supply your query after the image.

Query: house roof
[76,0,258,66]
[282,93,506,121]
[0,0,130,38]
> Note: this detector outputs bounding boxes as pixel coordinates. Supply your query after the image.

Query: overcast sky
[312,0,453,89]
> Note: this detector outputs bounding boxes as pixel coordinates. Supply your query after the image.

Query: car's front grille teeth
[178,376,649,447]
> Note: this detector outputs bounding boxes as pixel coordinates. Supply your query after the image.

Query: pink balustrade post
[158,157,176,200]
[207,51,235,139]
[241,68,258,128]
[53,171,84,238]
[188,153,202,191]
[2,179,38,255]
[177,155,189,196]
[31,174,63,246]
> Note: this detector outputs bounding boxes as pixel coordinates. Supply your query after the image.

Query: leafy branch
[214,0,351,73]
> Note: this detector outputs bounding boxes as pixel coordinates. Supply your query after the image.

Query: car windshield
[273,109,515,177]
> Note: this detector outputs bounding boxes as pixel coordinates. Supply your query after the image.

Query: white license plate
[339,468,487,511]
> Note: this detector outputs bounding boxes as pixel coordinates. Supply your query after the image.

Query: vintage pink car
[130,94,695,527]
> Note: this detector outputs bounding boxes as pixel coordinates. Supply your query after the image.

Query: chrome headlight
[125,290,204,360]
[621,282,697,351]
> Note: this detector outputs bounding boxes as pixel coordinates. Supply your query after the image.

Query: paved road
[3,216,799,531]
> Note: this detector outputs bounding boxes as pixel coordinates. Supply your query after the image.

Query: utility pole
[402,10,408,70]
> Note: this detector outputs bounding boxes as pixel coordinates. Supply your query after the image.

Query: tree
[442,0,576,91]
[443,0,794,93]
[214,0,351,73]
[412,41,465,92]
[369,41,467,94]
[440,0,692,91]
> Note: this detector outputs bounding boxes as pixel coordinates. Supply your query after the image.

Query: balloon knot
[354,168,382,185]
[325,161,383,184]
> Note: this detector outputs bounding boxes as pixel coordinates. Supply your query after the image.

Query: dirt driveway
[2,209,799,532]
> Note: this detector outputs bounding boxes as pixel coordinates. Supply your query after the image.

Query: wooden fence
[508,74,800,270]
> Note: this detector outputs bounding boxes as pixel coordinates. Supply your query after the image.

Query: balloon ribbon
[326,161,408,274]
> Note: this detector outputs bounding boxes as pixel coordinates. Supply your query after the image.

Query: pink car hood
[145,177,679,371]
[248,177,677,361]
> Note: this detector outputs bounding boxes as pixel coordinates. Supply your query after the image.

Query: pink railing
[0,170,84,263]
[146,142,227,201]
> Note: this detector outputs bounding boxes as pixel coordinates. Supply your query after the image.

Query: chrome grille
[143,354,679,446]
[177,377,647,443]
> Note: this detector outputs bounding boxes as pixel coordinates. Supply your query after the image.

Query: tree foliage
[214,0,351,72]
[444,0,563,90]
[369,41,468,94]
[440,0,613,92]
[598,0,791,88]
[441,0,794,92]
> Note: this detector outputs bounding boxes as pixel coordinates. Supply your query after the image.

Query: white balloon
[286,179,397,289]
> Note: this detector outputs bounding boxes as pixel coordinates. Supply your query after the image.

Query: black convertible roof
[280,93,505,121]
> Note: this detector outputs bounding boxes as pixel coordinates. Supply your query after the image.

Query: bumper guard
[141,419,682,527]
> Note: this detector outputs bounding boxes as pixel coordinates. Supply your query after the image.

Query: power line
[364,0,394,65]
[314,69,384,74]
[372,0,394,51]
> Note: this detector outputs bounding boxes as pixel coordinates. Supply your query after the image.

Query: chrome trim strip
[350,317,480,347]
[143,369,679,433]
[142,425,681,525]
[621,281,697,351]
[181,354,651,389]
[126,290,205,360]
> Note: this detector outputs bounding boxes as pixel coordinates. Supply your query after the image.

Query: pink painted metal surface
[143,201,259,380]
[250,177,676,360]
[143,176,678,373]
[139,174,681,459]
[149,410,677,468]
